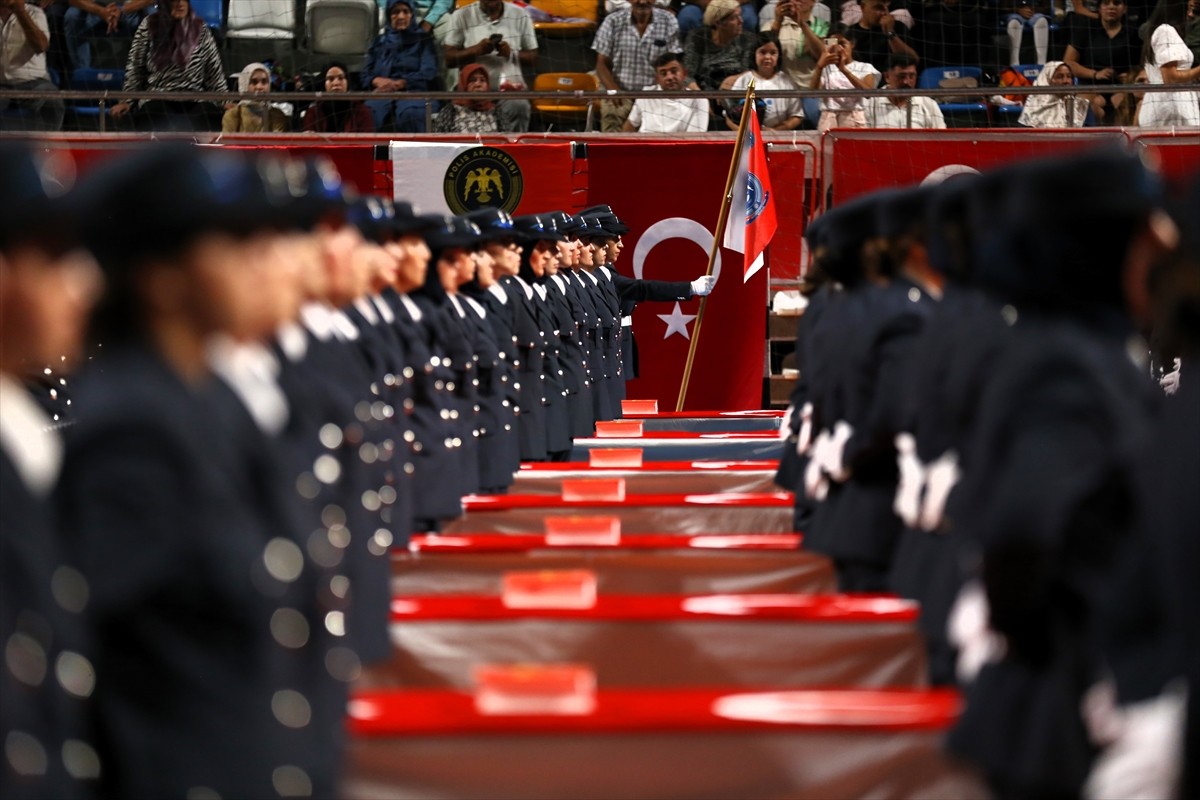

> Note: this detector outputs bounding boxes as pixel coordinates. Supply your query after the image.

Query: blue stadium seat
[995,63,1042,123]
[917,66,990,127]
[189,0,226,29]
[67,67,125,128]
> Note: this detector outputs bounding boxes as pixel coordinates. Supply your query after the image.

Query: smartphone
[824,37,838,47]
[490,33,504,43]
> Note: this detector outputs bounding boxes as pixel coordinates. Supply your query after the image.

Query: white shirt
[818,59,880,112]
[731,70,804,127]
[0,3,49,83]
[627,84,709,133]
[1140,24,1200,128]
[864,94,946,128]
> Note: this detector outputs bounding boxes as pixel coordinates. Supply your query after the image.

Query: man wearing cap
[592,0,682,131]
[0,0,65,130]
[0,143,101,800]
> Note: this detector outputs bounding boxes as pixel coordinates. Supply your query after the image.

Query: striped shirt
[591,7,680,92]
[122,17,226,106]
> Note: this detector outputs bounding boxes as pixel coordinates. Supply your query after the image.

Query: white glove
[795,402,814,456]
[824,420,853,482]
[804,430,831,500]
[948,579,1008,685]
[1160,358,1181,396]
[893,433,925,528]
[690,276,716,297]
[919,450,960,532]
[780,404,796,441]
[1084,683,1187,800]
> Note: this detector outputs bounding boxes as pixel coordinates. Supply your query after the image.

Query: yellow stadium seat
[532,72,597,131]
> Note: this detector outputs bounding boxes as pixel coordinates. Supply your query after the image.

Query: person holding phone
[592,0,682,131]
[765,0,829,125]
[442,0,538,131]
[810,32,879,129]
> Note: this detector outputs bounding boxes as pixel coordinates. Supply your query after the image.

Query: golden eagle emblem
[443,147,523,214]
[463,167,504,204]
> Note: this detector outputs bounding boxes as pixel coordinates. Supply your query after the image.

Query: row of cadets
[941,149,1175,800]
[1,145,101,800]
[54,145,378,799]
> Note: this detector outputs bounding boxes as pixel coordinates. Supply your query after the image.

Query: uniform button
[403,430,416,443]
[325,646,362,682]
[361,490,382,512]
[51,565,89,614]
[272,765,312,797]
[403,398,415,412]
[270,608,310,648]
[313,454,341,485]
[403,367,415,379]
[6,731,47,776]
[431,356,442,367]
[187,786,221,800]
[434,380,445,391]
[325,611,346,636]
[330,575,350,598]
[62,740,101,780]
[6,633,46,687]
[54,651,95,698]
[263,538,304,584]
[368,529,393,556]
[447,382,456,392]
[319,423,343,449]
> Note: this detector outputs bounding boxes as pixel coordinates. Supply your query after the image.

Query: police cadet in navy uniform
[944,149,1172,800]
[57,146,327,799]
[797,195,881,564]
[816,187,940,593]
[461,208,522,492]
[580,205,716,389]
[379,212,463,531]
[512,214,573,461]
[775,212,833,534]
[1084,174,1200,800]
[412,215,487,495]
[540,217,595,441]
[0,144,102,800]
[566,212,626,419]
[886,172,1015,686]
[558,221,612,426]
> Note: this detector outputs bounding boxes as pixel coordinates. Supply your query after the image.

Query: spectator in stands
[622,50,710,130]
[1063,0,1142,123]
[810,31,880,129]
[845,0,920,73]
[916,0,994,70]
[64,0,148,69]
[433,61,502,131]
[301,61,375,133]
[364,0,438,132]
[1004,0,1052,64]
[728,33,804,129]
[764,0,829,125]
[1018,60,1089,125]
[221,61,289,133]
[1187,0,1199,64]
[592,0,681,131]
[865,52,946,126]
[409,0,454,42]
[1138,0,1200,126]
[683,0,758,127]
[442,0,537,132]
[678,0,759,38]
[0,0,65,130]
[108,0,224,131]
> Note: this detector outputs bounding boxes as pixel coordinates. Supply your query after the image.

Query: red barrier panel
[462,491,792,511]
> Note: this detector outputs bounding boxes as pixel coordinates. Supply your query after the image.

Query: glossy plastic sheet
[444,504,795,535]
[512,467,780,496]
[569,436,785,462]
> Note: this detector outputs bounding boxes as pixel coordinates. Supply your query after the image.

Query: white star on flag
[658,302,697,340]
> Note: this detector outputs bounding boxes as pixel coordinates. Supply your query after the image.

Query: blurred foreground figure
[0,145,102,800]
[945,149,1175,800]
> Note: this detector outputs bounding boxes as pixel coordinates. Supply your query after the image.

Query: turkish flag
[588,141,767,411]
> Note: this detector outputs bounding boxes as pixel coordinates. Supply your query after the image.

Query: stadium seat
[226,0,296,39]
[995,63,1041,124]
[532,71,596,131]
[189,0,225,30]
[528,0,598,35]
[917,65,990,127]
[66,67,124,130]
[307,0,379,54]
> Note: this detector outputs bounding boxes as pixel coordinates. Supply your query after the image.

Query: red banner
[823,130,1125,201]
[587,141,767,411]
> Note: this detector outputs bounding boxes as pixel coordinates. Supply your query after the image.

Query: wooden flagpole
[675,82,756,412]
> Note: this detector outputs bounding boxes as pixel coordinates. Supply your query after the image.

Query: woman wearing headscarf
[432,63,502,133]
[364,0,439,132]
[302,62,375,133]
[109,0,226,131]
[222,62,290,133]
[1018,61,1089,127]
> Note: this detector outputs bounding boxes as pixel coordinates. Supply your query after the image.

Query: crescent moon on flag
[632,217,722,285]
